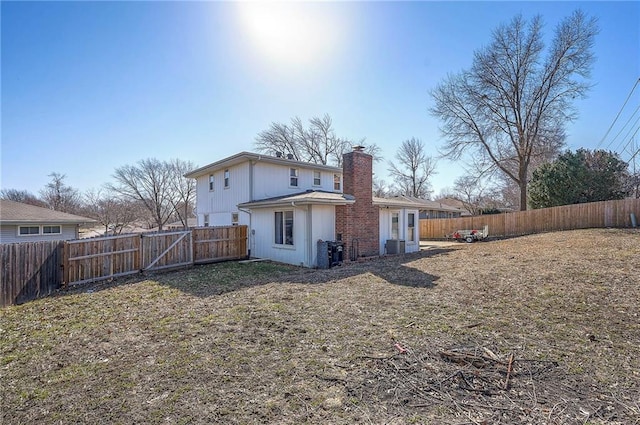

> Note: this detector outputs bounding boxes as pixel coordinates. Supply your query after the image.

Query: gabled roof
[185,151,342,179]
[373,195,464,212]
[0,200,96,224]
[238,190,355,209]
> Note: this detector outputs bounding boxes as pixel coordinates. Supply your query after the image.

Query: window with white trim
[313,171,321,186]
[407,213,415,242]
[204,214,210,227]
[289,168,298,187]
[231,212,239,225]
[391,212,399,240]
[224,169,230,188]
[209,175,215,191]
[274,211,294,245]
[43,225,61,235]
[18,225,61,236]
[334,174,341,191]
[19,226,40,236]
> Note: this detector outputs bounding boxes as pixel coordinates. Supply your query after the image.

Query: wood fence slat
[420,199,640,239]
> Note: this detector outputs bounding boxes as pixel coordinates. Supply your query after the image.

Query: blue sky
[2,1,639,197]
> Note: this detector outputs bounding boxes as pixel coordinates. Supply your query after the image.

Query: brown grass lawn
[1,228,639,424]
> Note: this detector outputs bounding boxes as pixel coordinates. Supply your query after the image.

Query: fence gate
[141,230,193,272]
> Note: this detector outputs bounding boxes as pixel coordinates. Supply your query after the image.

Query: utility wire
[612,115,640,154]
[606,103,640,150]
[623,128,640,163]
[597,77,640,148]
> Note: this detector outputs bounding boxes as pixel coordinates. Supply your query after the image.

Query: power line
[597,77,640,149]
[623,128,640,163]
[606,103,640,150]
[612,115,640,154]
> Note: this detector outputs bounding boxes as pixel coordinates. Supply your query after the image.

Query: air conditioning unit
[386,239,405,255]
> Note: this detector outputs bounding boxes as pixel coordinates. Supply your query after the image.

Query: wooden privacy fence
[1,225,248,307]
[1,241,64,307]
[420,199,640,240]
[65,225,248,285]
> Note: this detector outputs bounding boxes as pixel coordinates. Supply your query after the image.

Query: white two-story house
[185,148,423,267]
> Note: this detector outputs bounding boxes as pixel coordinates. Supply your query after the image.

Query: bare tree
[0,189,47,207]
[431,10,598,210]
[168,159,197,228]
[255,114,380,166]
[84,189,143,235]
[451,175,503,215]
[39,172,81,213]
[388,138,437,199]
[109,159,176,231]
[372,176,391,198]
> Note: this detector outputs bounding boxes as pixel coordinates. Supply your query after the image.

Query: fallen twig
[503,353,514,390]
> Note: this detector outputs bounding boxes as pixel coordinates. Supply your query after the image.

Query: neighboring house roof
[239,190,355,209]
[0,200,96,225]
[374,195,464,213]
[185,151,343,179]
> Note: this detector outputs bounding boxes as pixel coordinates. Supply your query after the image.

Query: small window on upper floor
[290,168,299,187]
[313,171,321,186]
[333,174,341,191]
[224,169,230,188]
[209,175,215,191]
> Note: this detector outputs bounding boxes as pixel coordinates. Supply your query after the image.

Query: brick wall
[336,147,379,258]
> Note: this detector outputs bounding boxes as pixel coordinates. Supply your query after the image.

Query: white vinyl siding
[378,208,420,254]
[194,163,251,226]
[252,162,341,199]
[249,205,336,267]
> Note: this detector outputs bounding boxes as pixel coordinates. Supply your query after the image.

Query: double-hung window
[313,171,321,186]
[275,211,294,245]
[224,169,230,188]
[333,174,341,191]
[289,168,298,187]
[209,175,215,191]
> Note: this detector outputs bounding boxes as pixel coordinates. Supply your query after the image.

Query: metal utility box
[317,240,344,268]
[386,239,405,255]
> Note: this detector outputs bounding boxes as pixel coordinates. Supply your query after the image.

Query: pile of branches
[343,343,625,424]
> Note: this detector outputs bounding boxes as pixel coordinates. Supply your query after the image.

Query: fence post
[62,241,69,288]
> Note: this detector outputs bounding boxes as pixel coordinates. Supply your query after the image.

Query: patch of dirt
[1,228,639,424]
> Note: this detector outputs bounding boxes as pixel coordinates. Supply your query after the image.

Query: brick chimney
[336,146,379,259]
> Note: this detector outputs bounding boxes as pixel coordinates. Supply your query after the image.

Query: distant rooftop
[0,199,96,224]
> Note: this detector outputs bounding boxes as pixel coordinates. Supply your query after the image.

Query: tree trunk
[519,166,528,211]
